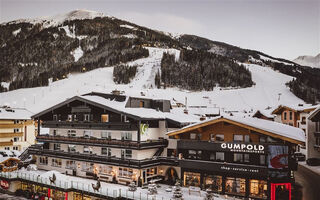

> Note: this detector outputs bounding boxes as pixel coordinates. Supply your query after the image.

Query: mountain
[293,54,320,68]
[0,9,319,104]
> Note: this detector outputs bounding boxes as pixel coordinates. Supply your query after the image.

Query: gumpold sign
[221,143,265,153]
[0,180,9,190]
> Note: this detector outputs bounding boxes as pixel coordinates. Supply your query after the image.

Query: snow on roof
[167,115,305,143]
[273,104,319,113]
[80,95,199,123]
[308,106,320,120]
[0,107,33,120]
[253,109,275,118]
[174,107,220,116]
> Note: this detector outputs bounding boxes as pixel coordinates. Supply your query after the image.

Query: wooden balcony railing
[37,135,168,149]
[0,132,23,138]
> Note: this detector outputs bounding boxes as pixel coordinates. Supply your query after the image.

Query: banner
[268,145,288,169]
[140,123,149,135]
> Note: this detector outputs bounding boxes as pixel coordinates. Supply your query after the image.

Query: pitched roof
[308,106,320,121]
[0,107,33,120]
[272,104,318,114]
[167,115,305,144]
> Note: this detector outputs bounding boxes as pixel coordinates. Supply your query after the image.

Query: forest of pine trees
[158,49,253,90]
[113,64,138,84]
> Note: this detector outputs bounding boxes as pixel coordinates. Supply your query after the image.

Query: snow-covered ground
[0,169,239,200]
[0,47,304,114]
[299,161,320,175]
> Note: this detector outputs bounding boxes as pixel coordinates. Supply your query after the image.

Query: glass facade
[249,179,268,199]
[204,175,222,192]
[184,172,201,187]
[225,177,246,196]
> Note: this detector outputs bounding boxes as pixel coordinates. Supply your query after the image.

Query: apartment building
[30,92,198,186]
[0,107,36,151]
[167,115,304,200]
[306,106,320,159]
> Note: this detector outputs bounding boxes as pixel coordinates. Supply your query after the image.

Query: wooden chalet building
[167,115,305,200]
[29,92,198,186]
[306,106,320,159]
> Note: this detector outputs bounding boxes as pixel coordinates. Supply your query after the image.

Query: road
[294,164,320,200]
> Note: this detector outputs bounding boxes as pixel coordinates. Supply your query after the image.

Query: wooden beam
[0,141,13,146]
[0,132,24,138]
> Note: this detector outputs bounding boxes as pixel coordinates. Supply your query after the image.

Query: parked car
[294,152,306,161]
[306,158,320,166]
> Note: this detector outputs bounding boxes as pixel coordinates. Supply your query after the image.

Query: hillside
[293,54,320,68]
[0,9,319,104]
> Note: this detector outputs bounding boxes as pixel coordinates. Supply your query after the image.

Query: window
[190,133,197,140]
[82,162,93,171]
[210,134,215,141]
[67,114,73,121]
[301,117,306,125]
[210,153,216,160]
[101,114,109,122]
[315,137,320,146]
[66,160,76,169]
[121,132,132,140]
[4,147,10,150]
[216,134,224,142]
[216,152,224,161]
[234,153,250,163]
[101,131,111,139]
[233,135,243,142]
[139,101,145,108]
[289,112,293,120]
[204,175,222,192]
[14,128,20,133]
[121,149,132,159]
[249,180,268,199]
[100,165,113,175]
[83,130,92,138]
[260,155,266,165]
[244,135,250,142]
[13,146,19,150]
[83,146,92,154]
[187,150,202,159]
[184,172,201,187]
[53,129,57,136]
[53,143,61,150]
[84,114,91,121]
[14,137,19,142]
[39,157,48,165]
[225,177,246,196]
[119,168,133,178]
[52,158,62,167]
[67,130,76,137]
[101,147,111,156]
[259,136,267,143]
[68,145,76,152]
[146,167,158,177]
[14,120,19,124]
[284,112,287,120]
[53,114,58,121]
[244,154,250,162]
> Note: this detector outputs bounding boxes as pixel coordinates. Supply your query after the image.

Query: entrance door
[271,183,291,200]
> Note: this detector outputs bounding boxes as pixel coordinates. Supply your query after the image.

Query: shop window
[121,132,132,140]
[250,180,268,199]
[184,172,201,187]
[121,149,132,159]
[225,177,246,196]
[216,134,224,141]
[147,167,158,177]
[233,134,243,142]
[101,147,111,156]
[100,165,113,175]
[53,143,61,150]
[52,158,62,167]
[82,162,93,171]
[39,156,48,165]
[204,175,222,192]
[119,167,133,178]
[216,152,225,161]
[101,114,109,122]
[101,131,111,139]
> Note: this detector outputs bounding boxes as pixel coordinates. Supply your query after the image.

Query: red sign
[0,180,9,189]
[271,183,291,200]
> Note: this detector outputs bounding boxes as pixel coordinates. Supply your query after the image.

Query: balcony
[42,121,137,131]
[28,147,178,168]
[0,141,13,146]
[0,124,24,129]
[179,159,268,177]
[0,132,23,138]
[37,135,168,149]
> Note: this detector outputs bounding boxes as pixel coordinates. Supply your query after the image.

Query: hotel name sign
[221,143,265,154]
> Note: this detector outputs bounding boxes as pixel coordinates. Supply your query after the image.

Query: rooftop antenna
[184,97,188,114]
[278,93,282,101]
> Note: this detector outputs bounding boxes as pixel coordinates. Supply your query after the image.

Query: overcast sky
[0,0,319,60]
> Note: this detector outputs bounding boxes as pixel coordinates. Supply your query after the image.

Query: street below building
[294,164,320,200]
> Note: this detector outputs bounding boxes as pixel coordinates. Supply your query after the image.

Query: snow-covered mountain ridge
[293,54,320,68]
[0,9,319,105]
